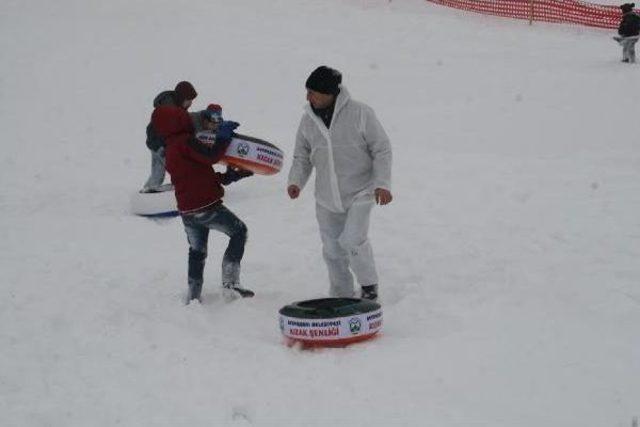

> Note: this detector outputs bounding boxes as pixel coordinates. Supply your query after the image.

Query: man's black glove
[220,166,253,185]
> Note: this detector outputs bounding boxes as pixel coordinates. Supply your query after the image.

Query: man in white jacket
[287,66,393,301]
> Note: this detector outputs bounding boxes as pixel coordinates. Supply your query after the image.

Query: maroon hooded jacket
[151,105,230,214]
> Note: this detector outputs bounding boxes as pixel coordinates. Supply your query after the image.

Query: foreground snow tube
[196,131,284,175]
[279,298,383,347]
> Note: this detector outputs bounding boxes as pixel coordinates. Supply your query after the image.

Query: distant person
[151,99,254,303]
[615,3,640,63]
[287,66,393,301]
[140,81,198,193]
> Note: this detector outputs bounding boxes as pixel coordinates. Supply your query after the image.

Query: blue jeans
[181,203,248,300]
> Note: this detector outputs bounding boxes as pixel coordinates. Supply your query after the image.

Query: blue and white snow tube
[130,185,178,218]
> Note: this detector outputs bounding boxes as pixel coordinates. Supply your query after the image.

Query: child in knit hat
[190,104,223,133]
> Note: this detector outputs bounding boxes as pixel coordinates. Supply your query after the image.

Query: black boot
[187,278,203,303]
[222,282,255,301]
[360,284,378,301]
[187,249,206,303]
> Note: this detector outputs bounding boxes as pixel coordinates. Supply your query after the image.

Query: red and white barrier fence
[426,0,636,29]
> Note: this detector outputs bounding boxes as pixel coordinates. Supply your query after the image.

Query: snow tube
[196,131,283,175]
[129,184,178,218]
[279,298,383,347]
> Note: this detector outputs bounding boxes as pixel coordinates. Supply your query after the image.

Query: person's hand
[374,188,392,205]
[227,165,253,180]
[216,121,240,141]
[222,165,253,185]
[288,185,301,199]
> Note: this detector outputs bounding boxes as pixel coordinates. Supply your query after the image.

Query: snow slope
[1,0,639,426]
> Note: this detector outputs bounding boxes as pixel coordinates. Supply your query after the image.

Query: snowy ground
[1,0,639,426]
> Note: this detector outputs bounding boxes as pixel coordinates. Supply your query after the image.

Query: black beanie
[620,3,635,12]
[305,66,342,95]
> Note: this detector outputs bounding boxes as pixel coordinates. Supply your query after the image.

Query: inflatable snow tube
[279,298,383,347]
[196,131,284,175]
[129,184,178,218]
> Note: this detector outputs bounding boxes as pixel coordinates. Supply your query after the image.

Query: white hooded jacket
[288,87,392,213]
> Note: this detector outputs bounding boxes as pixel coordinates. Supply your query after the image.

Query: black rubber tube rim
[279,298,381,319]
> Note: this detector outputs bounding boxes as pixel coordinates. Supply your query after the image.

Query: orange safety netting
[426,0,629,29]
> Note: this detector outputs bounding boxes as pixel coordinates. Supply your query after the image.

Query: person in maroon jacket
[151,102,254,303]
[141,81,198,193]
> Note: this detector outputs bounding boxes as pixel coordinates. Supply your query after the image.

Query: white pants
[315,200,379,297]
[143,147,166,191]
[622,36,639,63]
